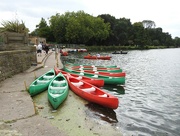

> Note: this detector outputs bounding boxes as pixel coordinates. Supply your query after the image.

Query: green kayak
[64,67,125,85]
[29,69,55,96]
[48,73,69,109]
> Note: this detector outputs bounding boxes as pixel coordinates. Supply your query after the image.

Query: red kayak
[84,55,111,60]
[74,69,126,77]
[65,75,119,109]
[54,68,104,87]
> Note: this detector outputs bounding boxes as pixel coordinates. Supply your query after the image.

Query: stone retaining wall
[0,49,37,82]
[0,32,37,82]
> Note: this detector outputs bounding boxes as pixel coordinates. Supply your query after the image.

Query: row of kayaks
[29,63,126,110]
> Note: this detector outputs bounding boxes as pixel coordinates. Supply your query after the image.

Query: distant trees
[49,11,110,44]
[31,11,180,47]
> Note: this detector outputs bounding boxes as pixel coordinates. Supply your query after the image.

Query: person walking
[37,42,42,56]
[44,44,49,55]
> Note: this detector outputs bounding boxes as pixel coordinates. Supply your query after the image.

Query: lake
[62,48,180,136]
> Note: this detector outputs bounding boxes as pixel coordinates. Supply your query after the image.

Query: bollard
[24,81,28,92]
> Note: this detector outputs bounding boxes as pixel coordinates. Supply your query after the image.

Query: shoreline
[0,51,122,136]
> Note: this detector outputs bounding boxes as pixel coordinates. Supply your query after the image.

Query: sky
[0,0,179,38]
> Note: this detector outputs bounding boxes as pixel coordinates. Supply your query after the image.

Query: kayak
[54,68,104,87]
[29,69,55,96]
[84,55,111,60]
[64,67,125,85]
[48,72,69,109]
[112,51,128,54]
[64,64,123,73]
[74,69,126,77]
[65,75,119,109]
[65,62,117,68]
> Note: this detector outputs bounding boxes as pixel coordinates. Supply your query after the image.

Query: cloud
[0,0,179,38]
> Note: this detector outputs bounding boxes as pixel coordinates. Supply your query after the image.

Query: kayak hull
[29,69,55,96]
[48,73,69,109]
[65,75,119,109]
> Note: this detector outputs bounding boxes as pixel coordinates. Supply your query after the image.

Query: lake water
[63,48,180,136]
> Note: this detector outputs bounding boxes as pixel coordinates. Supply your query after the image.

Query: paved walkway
[0,51,66,136]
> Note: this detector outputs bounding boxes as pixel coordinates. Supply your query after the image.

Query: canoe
[84,56,111,60]
[65,62,117,68]
[29,69,55,96]
[64,65,123,73]
[64,67,125,85]
[112,51,128,54]
[48,73,69,109]
[54,68,104,87]
[74,69,126,77]
[65,75,119,109]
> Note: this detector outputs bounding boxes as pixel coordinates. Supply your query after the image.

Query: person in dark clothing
[44,44,49,55]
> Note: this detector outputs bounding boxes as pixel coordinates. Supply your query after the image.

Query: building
[28,36,46,45]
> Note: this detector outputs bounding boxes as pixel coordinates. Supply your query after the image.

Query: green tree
[0,19,29,33]
[49,11,110,44]
[98,14,117,45]
[32,18,55,42]
[174,37,180,47]
[133,22,146,47]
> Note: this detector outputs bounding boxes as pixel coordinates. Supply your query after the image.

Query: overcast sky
[0,0,179,38]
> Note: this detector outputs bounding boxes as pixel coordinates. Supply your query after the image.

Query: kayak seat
[76,76,83,80]
[79,72,84,76]
[49,86,67,94]
[37,80,49,84]
[53,80,66,87]
[43,75,54,80]
[92,75,98,78]
[71,81,84,86]
[98,94,108,97]
[82,87,96,92]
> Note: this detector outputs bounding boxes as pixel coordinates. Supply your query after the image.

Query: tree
[174,37,180,47]
[0,19,29,33]
[49,11,110,44]
[133,22,146,47]
[32,18,55,42]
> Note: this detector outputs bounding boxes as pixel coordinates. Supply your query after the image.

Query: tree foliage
[49,11,110,44]
[0,19,29,33]
[31,18,55,42]
[30,11,180,47]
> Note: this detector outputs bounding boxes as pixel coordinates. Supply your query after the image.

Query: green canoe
[48,72,69,109]
[64,67,125,85]
[29,69,55,96]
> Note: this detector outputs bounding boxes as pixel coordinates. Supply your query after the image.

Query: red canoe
[84,56,111,60]
[65,75,119,109]
[65,64,122,72]
[54,68,104,87]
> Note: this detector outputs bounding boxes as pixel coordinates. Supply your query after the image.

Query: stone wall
[0,32,37,82]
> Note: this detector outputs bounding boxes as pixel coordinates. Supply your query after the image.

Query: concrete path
[0,51,67,136]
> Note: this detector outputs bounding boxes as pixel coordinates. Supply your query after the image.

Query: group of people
[36,42,49,57]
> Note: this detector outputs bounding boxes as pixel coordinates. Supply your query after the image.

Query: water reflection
[101,85,125,95]
[85,103,118,123]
